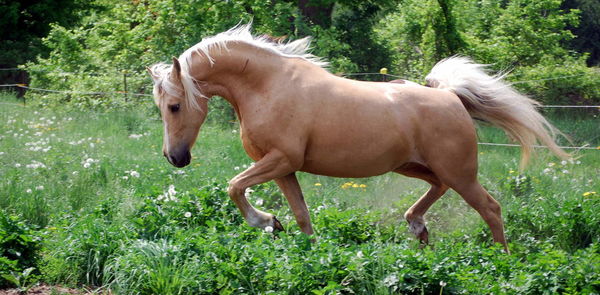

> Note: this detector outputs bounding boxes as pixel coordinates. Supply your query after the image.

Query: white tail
[425,56,570,168]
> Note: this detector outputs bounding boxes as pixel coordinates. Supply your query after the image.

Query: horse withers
[148,24,568,253]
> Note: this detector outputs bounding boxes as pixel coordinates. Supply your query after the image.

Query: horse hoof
[417,227,429,248]
[273,216,285,232]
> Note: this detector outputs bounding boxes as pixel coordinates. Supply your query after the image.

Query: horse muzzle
[165,147,191,168]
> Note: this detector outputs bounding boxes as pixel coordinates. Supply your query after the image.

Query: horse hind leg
[395,164,449,246]
[450,180,509,253]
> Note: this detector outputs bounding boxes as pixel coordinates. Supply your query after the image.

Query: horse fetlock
[245,210,284,232]
[407,217,427,237]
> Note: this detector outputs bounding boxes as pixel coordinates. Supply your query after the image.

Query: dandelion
[383,274,398,287]
[26,161,46,169]
[542,168,552,174]
[548,162,555,167]
[352,183,359,188]
[562,169,569,174]
[35,185,44,190]
[244,188,254,198]
[341,182,353,189]
[168,184,176,197]
[359,184,367,188]
[509,170,515,174]
[255,198,264,206]
[314,183,322,186]
[130,170,140,178]
[583,191,596,197]
[83,162,91,168]
[26,189,32,193]
[264,226,274,233]
[560,160,567,165]
[184,212,192,218]
[234,166,240,171]
[15,163,21,168]
[356,251,364,258]
[440,281,447,287]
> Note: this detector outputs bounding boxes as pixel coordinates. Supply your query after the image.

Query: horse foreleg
[274,173,314,235]
[227,150,295,231]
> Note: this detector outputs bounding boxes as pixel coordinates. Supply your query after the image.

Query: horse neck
[189,43,292,109]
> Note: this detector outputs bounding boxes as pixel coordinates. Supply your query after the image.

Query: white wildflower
[173,170,185,175]
[264,226,274,233]
[26,189,32,193]
[184,212,192,218]
[255,198,264,206]
[560,160,567,165]
[244,188,254,198]
[383,274,398,287]
[562,169,569,174]
[83,162,91,168]
[357,251,364,258]
[122,176,129,180]
[542,168,552,174]
[15,163,21,168]
[234,166,240,171]
[35,185,44,190]
[26,161,46,169]
[440,281,447,287]
[128,134,143,139]
[130,170,140,178]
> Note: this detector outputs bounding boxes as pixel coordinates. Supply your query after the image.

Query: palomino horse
[148,24,568,252]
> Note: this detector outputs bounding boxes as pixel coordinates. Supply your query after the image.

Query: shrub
[0,210,42,288]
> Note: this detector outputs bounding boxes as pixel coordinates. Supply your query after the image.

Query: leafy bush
[0,211,42,288]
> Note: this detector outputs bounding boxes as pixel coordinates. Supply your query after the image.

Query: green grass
[1,93,599,294]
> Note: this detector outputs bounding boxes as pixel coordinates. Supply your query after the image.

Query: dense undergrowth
[0,94,599,294]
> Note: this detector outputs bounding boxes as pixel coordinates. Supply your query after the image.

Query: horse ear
[172,57,182,80]
[146,66,159,81]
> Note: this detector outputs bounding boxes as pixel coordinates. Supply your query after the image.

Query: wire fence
[1,68,598,151]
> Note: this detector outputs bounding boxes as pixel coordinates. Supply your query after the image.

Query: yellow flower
[359,184,367,188]
[352,184,359,188]
[509,170,515,174]
[341,182,353,189]
[582,191,596,197]
[314,183,322,186]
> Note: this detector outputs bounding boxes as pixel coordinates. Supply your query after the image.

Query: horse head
[148,57,208,168]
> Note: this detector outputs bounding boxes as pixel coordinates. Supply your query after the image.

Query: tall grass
[1,93,599,293]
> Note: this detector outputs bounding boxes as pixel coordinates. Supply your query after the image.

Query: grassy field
[1,93,599,294]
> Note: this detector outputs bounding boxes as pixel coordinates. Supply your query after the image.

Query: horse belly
[300,131,413,178]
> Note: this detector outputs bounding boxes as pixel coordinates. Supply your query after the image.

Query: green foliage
[1,94,599,293]
[377,0,599,103]
[0,211,42,288]
[512,55,600,105]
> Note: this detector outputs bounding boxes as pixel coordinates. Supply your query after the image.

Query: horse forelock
[149,63,205,111]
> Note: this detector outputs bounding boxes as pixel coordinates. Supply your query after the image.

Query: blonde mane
[149,23,327,110]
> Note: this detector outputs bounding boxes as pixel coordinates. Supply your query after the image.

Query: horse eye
[169,104,180,113]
